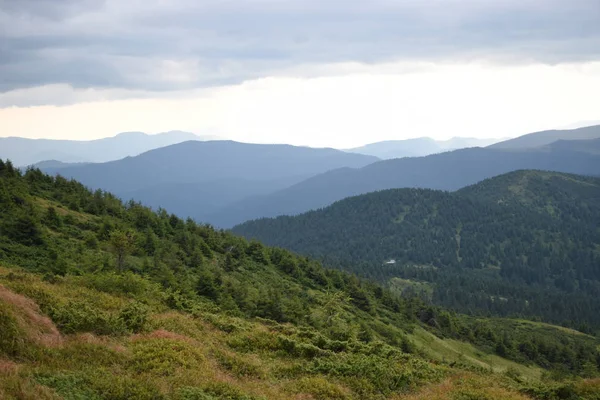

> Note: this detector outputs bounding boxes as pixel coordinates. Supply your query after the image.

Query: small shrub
[278,336,330,359]
[290,376,350,400]
[226,330,279,353]
[119,301,149,333]
[35,372,101,400]
[215,351,264,378]
[575,379,600,400]
[86,372,166,400]
[148,312,203,338]
[83,233,99,249]
[177,387,218,400]
[47,300,127,336]
[130,337,203,375]
[76,272,155,297]
[200,382,266,400]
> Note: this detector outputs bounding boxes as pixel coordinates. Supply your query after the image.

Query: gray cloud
[1,0,599,101]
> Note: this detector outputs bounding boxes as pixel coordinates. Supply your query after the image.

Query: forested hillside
[1,161,600,399]
[234,171,600,331]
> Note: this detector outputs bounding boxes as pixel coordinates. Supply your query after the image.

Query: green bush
[215,351,264,378]
[119,301,149,333]
[130,337,203,375]
[35,373,102,400]
[38,370,166,400]
[277,335,331,359]
[76,272,157,297]
[226,330,279,353]
[310,353,444,396]
[291,376,350,400]
[47,300,127,335]
[177,387,218,400]
[198,382,265,400]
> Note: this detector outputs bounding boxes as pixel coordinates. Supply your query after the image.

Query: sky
[1,0,600,148]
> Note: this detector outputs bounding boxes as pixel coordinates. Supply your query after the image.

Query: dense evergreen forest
[1,160,600,399]
[234,170,600,332]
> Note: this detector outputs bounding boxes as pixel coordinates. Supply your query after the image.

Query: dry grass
[0,285,62,347]
[0,359,19,373]
[1,267,594,400]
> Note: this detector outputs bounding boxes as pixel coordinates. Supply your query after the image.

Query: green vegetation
[1,161,599,399]
[234,170,600,332]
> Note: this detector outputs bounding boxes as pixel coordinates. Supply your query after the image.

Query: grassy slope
[2,266,599,400]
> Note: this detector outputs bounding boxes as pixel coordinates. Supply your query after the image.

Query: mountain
[119,176,311,223]
[0,130,217,166]
[489,124,600,150]
[233,170,600,330]
[544,137,600,155]
[39,141,379,223]
[28,160,90,170]
[346,137,505,159]
[1,161,599,399]
[212,141,600,227]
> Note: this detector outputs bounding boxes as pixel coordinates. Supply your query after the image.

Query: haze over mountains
[40,141,378,222]
[489,124,600,150]
[346,137,505,159]
[27,124,600,228]
[0,130,218,166]
[212,136,600,227]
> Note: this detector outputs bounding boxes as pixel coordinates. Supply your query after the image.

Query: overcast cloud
[1,0,599,145]
[2,0,599,98]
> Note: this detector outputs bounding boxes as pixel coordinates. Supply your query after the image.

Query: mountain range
[0,130,218,166]
[233,170,600,329]
[346,137,505,159]
[40,141,378,221]
[489,124,600,150]
[212,137,600,227]
[24,124,600,228]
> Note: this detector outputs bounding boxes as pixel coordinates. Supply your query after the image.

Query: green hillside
[1,161,600,399]
[233,170,600,332]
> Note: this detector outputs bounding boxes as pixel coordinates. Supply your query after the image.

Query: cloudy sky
[1,0,599,148]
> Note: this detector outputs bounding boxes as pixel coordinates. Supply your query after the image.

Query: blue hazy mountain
[210,139,600,227]
[39,140,379,222]
[489,125,600,150]
[346,137,505,159]
[0,130,217,166]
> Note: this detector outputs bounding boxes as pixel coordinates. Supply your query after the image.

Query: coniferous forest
[234,170,600,332]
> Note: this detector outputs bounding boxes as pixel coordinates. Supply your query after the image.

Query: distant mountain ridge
[346,137,505,159]
[489,124,600,150]
[39,140,379,223]
[0,130,218,166]
[22,124,600,228]
[210,138,600,227]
